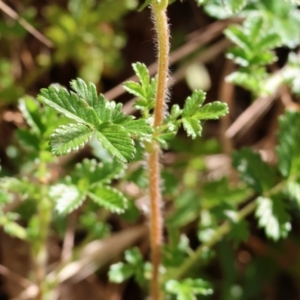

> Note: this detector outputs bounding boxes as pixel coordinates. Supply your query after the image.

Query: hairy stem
[148,1,169,299]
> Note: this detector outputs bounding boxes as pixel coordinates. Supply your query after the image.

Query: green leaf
[124,247,143,265]
[182,118,202,139]
[193,102,228,120]
[170,104,182,120]
[133,62,149,88]
[256,196,291,241]
[38,85,99,126]
[182,90,206,117]
[38,79,141,162]
[95,123,134,162]
[124,81,145,99]
[225,0,247,14]
[165,278,213,300]
[226,69,267,95]
[18,96,43,135]
[0,189,11,206]
[285,181,300,207]
[50,123,93,155]
[72,159,124,187]
[50,184,86,214]
[88,185,127,214]
[181,90,228,139]
[124,63,156,112]
[109,247,146,285]
[70,78,99,108]
[118,118,152,139]
[109,262,134,283]
[276,110,300,177]
[233,148,276,193]
[167,191,201,228]
[227,219,249,245]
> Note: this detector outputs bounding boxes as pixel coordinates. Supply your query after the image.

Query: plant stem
[171,200,257,281]
[152,1,170,128]
[148,1,169,299]
[33,159,52,300]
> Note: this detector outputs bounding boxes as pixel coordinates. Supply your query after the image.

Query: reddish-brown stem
[148,2,169,299]
[152,5,170,128]
[148,148,162,300]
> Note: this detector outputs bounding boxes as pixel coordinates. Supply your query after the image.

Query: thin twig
[218,60,234,156]
[0,1,53,48]
[0,264,33,289]
[61,211,77,263]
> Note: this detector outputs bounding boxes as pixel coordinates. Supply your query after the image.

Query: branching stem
[148,1,169,299]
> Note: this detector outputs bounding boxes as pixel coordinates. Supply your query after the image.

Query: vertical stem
[148,1,169,299]
[33,157,52,300]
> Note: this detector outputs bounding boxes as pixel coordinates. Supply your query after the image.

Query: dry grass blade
[11,225,147,300]
[0,1,53,48]
[226,95,276,140]
[50,225,147,284]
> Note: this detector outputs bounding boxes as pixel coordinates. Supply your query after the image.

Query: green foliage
[225,17,280,67]
[232,148,276,194]
[38,78,152,162]
[124,63,157,116]
[165,278,213,299]
[45,0,137,82]
[163,90,228,142]
[109,247,147,286]
[17,96,65,157]
[202,0,300,95]
[181,91,228,139]
[50,159,127,214]
[276,110,300,178]
[224,16,281,94]
[163,234,192,268]
[255,196,291,241]
[197,0,247,14]
[167,191,201,228]
[0,211,27,240]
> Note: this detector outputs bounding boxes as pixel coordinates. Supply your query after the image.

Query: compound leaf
[38,79,142,162]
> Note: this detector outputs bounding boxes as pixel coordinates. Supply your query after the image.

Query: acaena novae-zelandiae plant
[37,0,228,298]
